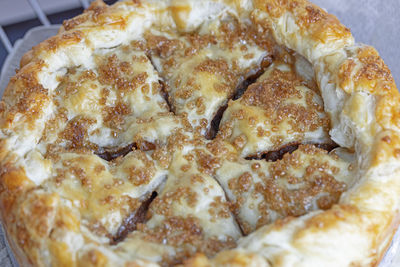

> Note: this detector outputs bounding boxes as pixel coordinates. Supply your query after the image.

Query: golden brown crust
[0,0,399,266]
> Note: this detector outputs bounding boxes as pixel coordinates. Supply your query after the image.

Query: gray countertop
[311,0,400,84]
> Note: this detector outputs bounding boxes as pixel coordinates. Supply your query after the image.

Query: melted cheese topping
[219,62,332,157]
[216,145,355,235]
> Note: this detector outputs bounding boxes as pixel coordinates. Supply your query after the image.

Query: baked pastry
[0,0,399,266]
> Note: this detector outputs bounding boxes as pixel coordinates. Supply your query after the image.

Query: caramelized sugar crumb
[241,69,303,109]
[59,116,97,150]
[208,196,232,221]
[195,150,221,176]
[150,186,198,217]
[102,101,131,130]
[139,216,236,265]
[146,35,184,58]
[194,59,236,92]
[263,145,345,230]
[128,160,155,186]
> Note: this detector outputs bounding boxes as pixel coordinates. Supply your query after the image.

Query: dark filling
[207,55,274,140]
[136,140,157,151]
[111,191,158,245]
[246,142,338,162]
[314,143,339,152]
[233,55,273,101]
[206,104,228,140]
[262,144,300,162]
[96,143,135,161]
[160,79,175,113]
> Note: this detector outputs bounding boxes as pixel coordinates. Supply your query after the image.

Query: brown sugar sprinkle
[94,164,106,174]
[40,109,68,143]
[140,216,236,265]
[259,145,345,219]
[67,164,92,189]
[128,158,155,186]
[130,40,147,51]
[208,196,231,222]
[99,54,148,91]
[228,172,253,195]
[131,72,149,90]
[222,145,348,234]
[102,101,131,129]
[252,163,261,170]
[97,54,149,92]
[186,33,216,51]
[78,69,97,82]
[41,31,83,52]
[304,5,324,24]
[150,186,198,217]
[85,0,108,22]
[142,215,203,245]
[98,54,125,85]
[194,59,236,92]
[59,116,97,150]
[61,81,80,96]
[191,174,205,184]
[151,148,172,169]
[195,150,221,176]
[195,97,206,115]
[233,134,247,149]
[355,46,395,90]
[11,69,48,119]
[180,164,191,172]
[145,34,184,58]
[205,139,229,156]
[241,69,303,109]
[237,68,327,135]
[217,18,268,51]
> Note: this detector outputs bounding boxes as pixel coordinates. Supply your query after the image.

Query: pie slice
[42,43,186,154]
[0,0,399,266]
[218,60,333,157]
[215,145,355,234]
[138,148,241,264]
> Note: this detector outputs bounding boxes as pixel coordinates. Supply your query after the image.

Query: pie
[0,0,399,266]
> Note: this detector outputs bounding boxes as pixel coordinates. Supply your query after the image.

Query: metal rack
[0,0,88,53]
[0,0,118,71]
